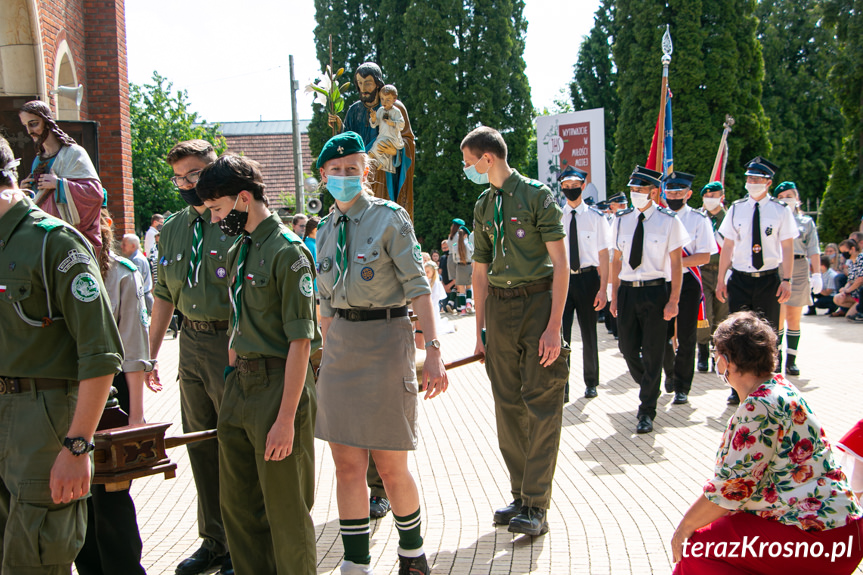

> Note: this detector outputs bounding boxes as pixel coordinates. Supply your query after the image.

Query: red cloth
[838,419,863,458]
[674,513,863,575]
[39,177,103,250]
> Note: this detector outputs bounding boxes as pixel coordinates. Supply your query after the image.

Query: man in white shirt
[610,166,690,434]
[143,213,164,256]
[716,156,797,404]
[660,172,718,405]
[558,166,611,401]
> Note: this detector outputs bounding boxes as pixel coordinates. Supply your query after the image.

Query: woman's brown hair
[712,311,777,378]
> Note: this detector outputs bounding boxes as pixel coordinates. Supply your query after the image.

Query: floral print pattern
[704,375,863,531]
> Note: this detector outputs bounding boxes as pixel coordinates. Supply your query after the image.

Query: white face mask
[745,182,768,198]
[782,198,798,210]
[630,191,651,210]
[702,197,722,212]
[716,355,731,387]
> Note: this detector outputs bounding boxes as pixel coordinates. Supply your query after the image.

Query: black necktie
[752,203,764,270]
[629,213,645,270]
[569,211,580,271]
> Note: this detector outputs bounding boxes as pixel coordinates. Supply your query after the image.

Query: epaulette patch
[383,200,401,211]
[589,206,605,216]
[733,198,748,204]
[770,197,788,207]
[693,208,709,218]
[318,214,330,229]
[34,216,65,231]
[281,230,302,244]
[616,207,634,216]
[116,256,138,273]
[528,180,543,188]
[657,206,676,217]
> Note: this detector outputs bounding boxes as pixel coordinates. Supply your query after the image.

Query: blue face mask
[463,156,490,185]
[326,176,363,203]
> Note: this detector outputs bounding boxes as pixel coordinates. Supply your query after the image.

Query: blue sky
[126,0,599,123]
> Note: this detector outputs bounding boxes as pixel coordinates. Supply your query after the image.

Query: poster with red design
[536,108,606,204]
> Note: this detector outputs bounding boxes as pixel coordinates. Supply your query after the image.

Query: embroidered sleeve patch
[291,255,311,272]
[58,249,91,273]
[299,273,313,297]
[71,272,100,302]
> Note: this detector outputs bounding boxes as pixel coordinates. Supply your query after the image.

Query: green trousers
[484,287,569,509]
[219,363,317,575]
[178,326,228,553]
[0,387,87,574]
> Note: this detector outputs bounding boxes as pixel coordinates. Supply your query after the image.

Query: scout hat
[774,181,797,194]
[700,181,724,195]
[316,131,365,169]
[557,166,587,183]
[663,171,695,191]
[627,165,662,187]
[744,156,779,178]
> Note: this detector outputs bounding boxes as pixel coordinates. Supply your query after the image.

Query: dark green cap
[452,218,465,226]
[774,181,797,195]
[316,131,366,169]
[700,181,724,195]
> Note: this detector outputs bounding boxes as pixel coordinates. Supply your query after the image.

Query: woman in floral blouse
[672,311,863,574]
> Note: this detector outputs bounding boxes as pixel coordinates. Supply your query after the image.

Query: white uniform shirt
[718,195,798,272]
[562,201,613,269]
[612,203,690,282]
[675,205,719,274]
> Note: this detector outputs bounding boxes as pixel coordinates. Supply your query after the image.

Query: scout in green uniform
[314,133,447,575]
[462,126,570,537]
[196,154,319,575]
[147,140,231,575]
[0,136,122,574]
[695,181,728,372]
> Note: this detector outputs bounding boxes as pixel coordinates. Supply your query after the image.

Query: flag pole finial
[661,25,673,66]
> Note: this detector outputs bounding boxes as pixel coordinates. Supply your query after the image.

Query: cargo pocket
[403,377,419,428]
[6,480,85,566]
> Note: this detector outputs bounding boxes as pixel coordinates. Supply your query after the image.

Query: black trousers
[728,271,781,332]
[604,302,617,336]
[663,273,701,394]
[562,268,600,389]
[617,283,669,419]
[75,373,147,575]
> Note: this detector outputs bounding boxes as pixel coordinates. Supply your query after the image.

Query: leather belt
[235,357,285,373]
[488,280,553,300]
[335,306,409,322]
[620,278,666,288]
[570,266,597,276]
[732,268,778,278]
[182,318,230,332]
[794,254,807,260]
[0,376,74,395]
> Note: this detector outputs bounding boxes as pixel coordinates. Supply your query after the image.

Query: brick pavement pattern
[117,314,863,574]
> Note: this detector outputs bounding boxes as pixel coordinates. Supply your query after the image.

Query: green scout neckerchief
[493,191,506,259]
[188,216,203,287]
[335,214,350,285]
[229,235,252,346]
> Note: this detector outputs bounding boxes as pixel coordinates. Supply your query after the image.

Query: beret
[774,181,797,195]
[700,181,724,195]
[317,131,366,169]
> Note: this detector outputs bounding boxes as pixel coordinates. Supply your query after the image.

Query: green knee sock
[777,329,785,349]
[340,518,371,565]
[394,508,423,555]
[457,294,467,309]
[466,288,473,300]
[787,329,800,358]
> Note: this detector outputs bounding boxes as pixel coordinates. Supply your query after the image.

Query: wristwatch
[63,436,95,456]
[424,338,441,350]
[782,278,792,283]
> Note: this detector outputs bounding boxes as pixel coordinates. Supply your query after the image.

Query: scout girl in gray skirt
[314,132,448,575]
[775,182,821,376]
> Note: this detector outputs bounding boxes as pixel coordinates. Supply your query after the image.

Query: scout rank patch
[321,257,332,272]
[299,273,313,297]
[412,244,422,263]
[361,267,374,281]
[58,249,91,273]
[543,193,553,209]
[291,255,311,272]
[216,267,227,278]
[71,272,100,302]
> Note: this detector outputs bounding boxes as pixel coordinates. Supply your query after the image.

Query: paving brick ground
[123,312,863,574]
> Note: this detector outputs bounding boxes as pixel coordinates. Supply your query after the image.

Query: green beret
[316,132,366,169]
[700,181,724,195]
[452,218,465,226]
[774,181,797,194]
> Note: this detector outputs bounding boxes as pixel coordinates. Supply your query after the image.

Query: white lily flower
[304,76,331,107]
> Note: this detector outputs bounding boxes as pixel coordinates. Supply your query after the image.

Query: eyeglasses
[171,169,203,187]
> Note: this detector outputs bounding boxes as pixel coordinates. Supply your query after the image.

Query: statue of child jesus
[369,84,405,173]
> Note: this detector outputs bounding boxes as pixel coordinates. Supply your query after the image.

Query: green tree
[611,0,770,198]
[818,0,863,242]
[757,0,842,208]
[570,0,619,183]
[130,72,225,230]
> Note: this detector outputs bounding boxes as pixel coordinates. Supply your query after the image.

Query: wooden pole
[710,115,735,183]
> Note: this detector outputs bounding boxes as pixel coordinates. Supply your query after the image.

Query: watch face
[72,438,87,453]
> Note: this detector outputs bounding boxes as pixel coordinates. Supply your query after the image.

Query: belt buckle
[347,310,361,321]
[236,358,249,373]
[0,377,18,394]
[503,289,514,298]
[199,321,211,331]
[631,280,642,288]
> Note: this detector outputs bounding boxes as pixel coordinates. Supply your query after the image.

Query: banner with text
[536,108,606,204]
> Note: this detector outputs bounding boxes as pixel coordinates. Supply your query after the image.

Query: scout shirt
[316,193,429,317]
[105,252,151,372]
[154,205,231,322]
[675,205,719,275]
[226,213,321,359]
[792,211,820,258]
[0,196,123,380]
[718,195,798,273]
[612,203,690,282]
[472,170,565,288]
[562,201,613,268]
[705,207,726,266]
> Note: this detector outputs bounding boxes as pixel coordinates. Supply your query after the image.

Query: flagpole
[710,115,735,183]
[656,26,673,174]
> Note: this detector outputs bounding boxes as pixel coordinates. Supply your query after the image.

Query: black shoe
[697,343,709,372]
[398,553,430,575]
[563,383,570,404]
[219,554,234,575]
[672,392,688,405]
[727,390,740,405]
[176,547,226,575]
[785,359,800,376]
[664,379,673,394]
[369,495,391,518]
[636,415,653,434]
[597,312,606,323]
[805,307,817,316]
[584,386,598,398]
[493,499,523,525]
[508,507,549,536]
